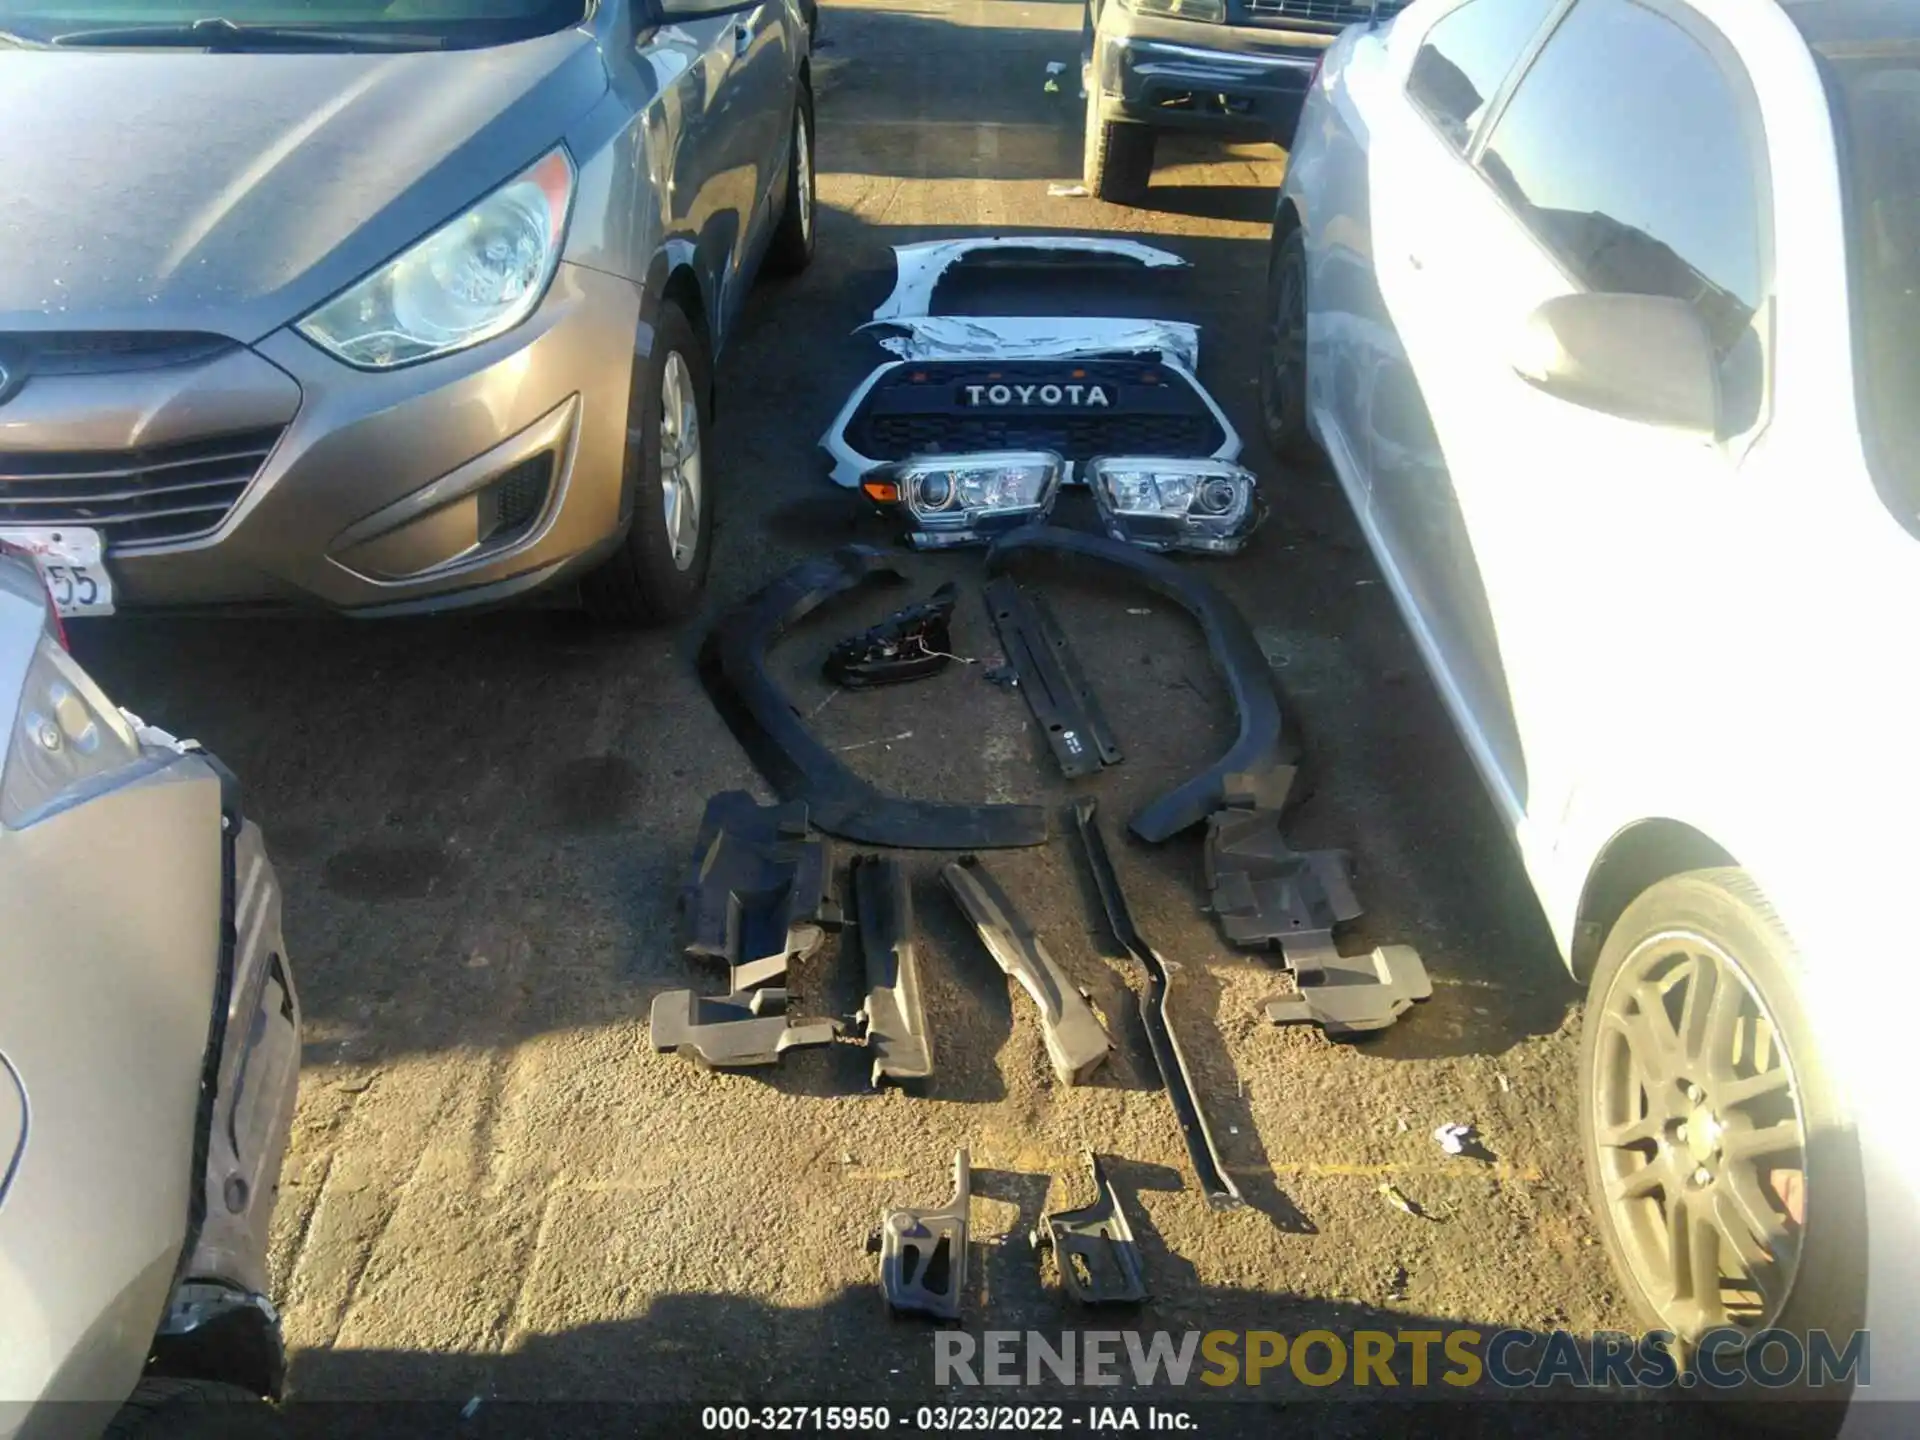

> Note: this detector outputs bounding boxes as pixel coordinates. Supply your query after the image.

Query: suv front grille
[0,331,234,376]
[846,360,1225,467]
[0,427,283,549]
[1239,0,1407,24]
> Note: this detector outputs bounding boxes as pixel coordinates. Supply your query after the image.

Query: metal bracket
[1032,1152,1148,1305]
[1073,799,1245,1210]
[852,855,933,1085]
[941,856,1113,1086]
[982,575,1122,778]
[987,527,1299,840]
[869,1149,970,1319]
[649,988,840,1067]
[1264,945,1433,1037]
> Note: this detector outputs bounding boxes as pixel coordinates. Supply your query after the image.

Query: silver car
[0,0,818,623]
[0,549,301,1436]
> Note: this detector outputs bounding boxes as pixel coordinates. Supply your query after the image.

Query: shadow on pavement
[279,1282,1748,1439]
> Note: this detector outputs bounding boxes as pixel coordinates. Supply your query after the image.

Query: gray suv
[1083,0,1406,202]
[0,0,817,623]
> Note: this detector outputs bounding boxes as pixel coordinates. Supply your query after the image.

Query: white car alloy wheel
[1590,927,1809,1342]
[659,351,703,572]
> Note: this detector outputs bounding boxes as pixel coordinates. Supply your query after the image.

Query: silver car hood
[0,31,608,340]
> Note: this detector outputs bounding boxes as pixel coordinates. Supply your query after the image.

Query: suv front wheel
[581,299,714,625]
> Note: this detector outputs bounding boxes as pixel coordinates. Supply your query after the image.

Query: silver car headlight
[864,451,1064,549]
[2,632,144,829]
[1086,457,1263,555]
[296,148,575,370]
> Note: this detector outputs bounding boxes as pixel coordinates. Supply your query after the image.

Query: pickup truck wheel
[764,84,816,277]
[1260,226,1316,462]
[1083,89,1153,204]
[1578,867,1865,1421]
[581,300,713,626]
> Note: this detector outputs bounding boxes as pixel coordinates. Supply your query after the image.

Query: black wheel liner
[986,527,1300,843]
[699,545,1050,849]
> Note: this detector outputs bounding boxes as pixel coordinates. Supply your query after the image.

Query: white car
[1267,0,1918,1419]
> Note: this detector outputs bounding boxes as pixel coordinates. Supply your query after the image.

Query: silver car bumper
[0,754,301,1429]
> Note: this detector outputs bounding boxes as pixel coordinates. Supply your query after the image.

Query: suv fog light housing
[862,451,1064,549]
[1086,457,1263,555]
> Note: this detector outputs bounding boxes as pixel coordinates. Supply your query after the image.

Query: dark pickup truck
[1081,0,1407,202]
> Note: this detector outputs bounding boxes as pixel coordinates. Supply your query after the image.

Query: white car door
[1371,0,1775,868]
[1363,0,1566,815]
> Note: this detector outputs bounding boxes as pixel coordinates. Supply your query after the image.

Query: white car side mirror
[1512,292,1721,437]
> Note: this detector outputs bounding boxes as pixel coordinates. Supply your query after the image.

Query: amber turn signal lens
[863,480,901,503]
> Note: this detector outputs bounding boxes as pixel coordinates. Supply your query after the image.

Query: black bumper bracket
[987,527,1297,841]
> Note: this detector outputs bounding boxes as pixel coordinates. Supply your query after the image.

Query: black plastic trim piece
[986,527,1298,842]
[982,574,1122,778]
[700,546,1049,849]
[649,988,839,1067]
[1073,798,1245,1211]
[1204,805,1359,964]
[851,855,934,1085]
[179,752,245,1293]
[941,856,1112,1086]
[680,791,838,992]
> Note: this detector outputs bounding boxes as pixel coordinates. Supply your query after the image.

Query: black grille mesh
[0,427,281,549]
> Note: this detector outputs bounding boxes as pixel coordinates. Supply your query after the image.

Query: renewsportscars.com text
[933,1327,1869,1391]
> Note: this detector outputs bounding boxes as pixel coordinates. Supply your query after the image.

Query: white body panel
[1281,0,1920,1408]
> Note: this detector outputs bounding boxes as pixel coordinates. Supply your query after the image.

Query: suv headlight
[1121,0,1226,22]
[863,451,1064,549]
[2,632,145,829]
[1087,457,1264,554]
[296,149,575,370]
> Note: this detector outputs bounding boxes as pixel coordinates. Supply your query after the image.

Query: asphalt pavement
[73,0,1660,1430]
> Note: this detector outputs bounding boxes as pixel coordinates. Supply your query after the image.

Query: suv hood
[0,31,607,341]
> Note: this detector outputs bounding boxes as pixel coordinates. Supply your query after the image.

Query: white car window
[1474,0,1766,429]
[1405,0,1562,151]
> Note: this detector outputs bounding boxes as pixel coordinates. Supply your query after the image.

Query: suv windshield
[1822,43,1920,528]
[0,0,587,48]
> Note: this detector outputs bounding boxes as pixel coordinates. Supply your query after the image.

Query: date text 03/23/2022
[700,1406,1194,1431]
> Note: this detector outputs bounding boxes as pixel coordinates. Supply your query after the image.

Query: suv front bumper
[1092,11,1330,142]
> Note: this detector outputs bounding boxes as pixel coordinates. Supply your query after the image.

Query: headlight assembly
[296,148,575,370]
[863,451,1064,548]
[1121,0,1226,22]
[2,632,145,829]
[1087,457,1263,554]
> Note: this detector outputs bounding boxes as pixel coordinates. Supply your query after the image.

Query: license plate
[0,527,116,617]
[958,380,1115,409]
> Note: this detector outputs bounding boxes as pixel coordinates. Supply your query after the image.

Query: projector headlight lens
[862,451,1064,548]
[1086,457,1263,554]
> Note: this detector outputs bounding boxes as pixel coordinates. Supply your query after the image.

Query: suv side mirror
[1512,292,1720,436]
